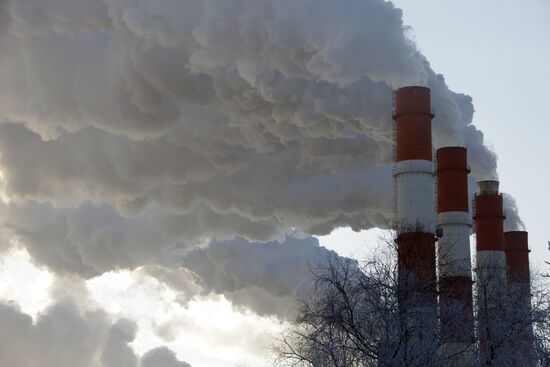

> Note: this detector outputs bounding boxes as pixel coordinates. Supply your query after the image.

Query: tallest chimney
[393,86,435,233]
[393,86,436,307]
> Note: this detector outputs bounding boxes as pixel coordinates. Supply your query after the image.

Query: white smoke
[141,347,191,367]
[0,0,509,318]
[503,193,526,232]
[181,234,343,318]
[0,278,192,367]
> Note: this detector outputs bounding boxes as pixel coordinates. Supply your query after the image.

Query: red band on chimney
[437,147,470,213]
[474,194,504,252]
[394,87,433,162]
[504,231,530,283]
[396,232,436,288]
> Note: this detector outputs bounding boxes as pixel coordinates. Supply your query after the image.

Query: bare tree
[545,242,550,278]
[474,254,550,366]
[274,234,550,367]
[275,233,449,367]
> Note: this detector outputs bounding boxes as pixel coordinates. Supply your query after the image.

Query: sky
[392,0,550,269]
[323,0,550,271]
[0,1,548,366]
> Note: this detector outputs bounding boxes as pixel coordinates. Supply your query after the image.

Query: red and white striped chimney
[436,147,474,346]
[474,180,506,364]
[504,231,534,365]
[393,86,436,299]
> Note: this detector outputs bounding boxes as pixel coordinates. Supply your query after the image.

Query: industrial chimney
[504,231,534,365]
[474,180,506,364]
[474,180,506,273]
[436,147,474,355]
[504,231,530,284]
[393,86,437,307]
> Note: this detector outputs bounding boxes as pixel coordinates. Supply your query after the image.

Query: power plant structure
[393,86,437,308]
[393,86,533,365]
[504,230,535,365]
[436,146,474,357]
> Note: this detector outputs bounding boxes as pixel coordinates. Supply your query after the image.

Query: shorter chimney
[474,180,506,365]
[504,231,534,365]
[474,180,506,271]
[504,231,530,284]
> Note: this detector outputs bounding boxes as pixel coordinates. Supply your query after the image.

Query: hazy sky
[390,0,550,267]
[324,0,550,269]
[0,1,548,366]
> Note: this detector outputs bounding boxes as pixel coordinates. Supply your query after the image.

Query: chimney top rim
[437,146,467,152]
[395,85,430,92]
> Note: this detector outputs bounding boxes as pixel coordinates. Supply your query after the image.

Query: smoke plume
[0,278,191,367]
[0,0,513,317]
[503,193,526,232]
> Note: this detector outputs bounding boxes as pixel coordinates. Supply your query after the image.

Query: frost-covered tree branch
[274,233,550,367]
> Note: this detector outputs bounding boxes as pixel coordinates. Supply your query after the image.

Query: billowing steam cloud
[0,279,191,367]
[180,234,341,318]
[503,193,525,232]
[0,0,519,319]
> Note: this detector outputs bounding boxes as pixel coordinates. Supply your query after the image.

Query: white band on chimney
[476,250,506,267]
[475,251,508,299]
[395,159,435,233]
[394,159,433,175]
[438,211,471,226]
[438,223,473,277]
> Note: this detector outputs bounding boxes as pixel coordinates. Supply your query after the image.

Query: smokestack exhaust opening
[477,180,500,195]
